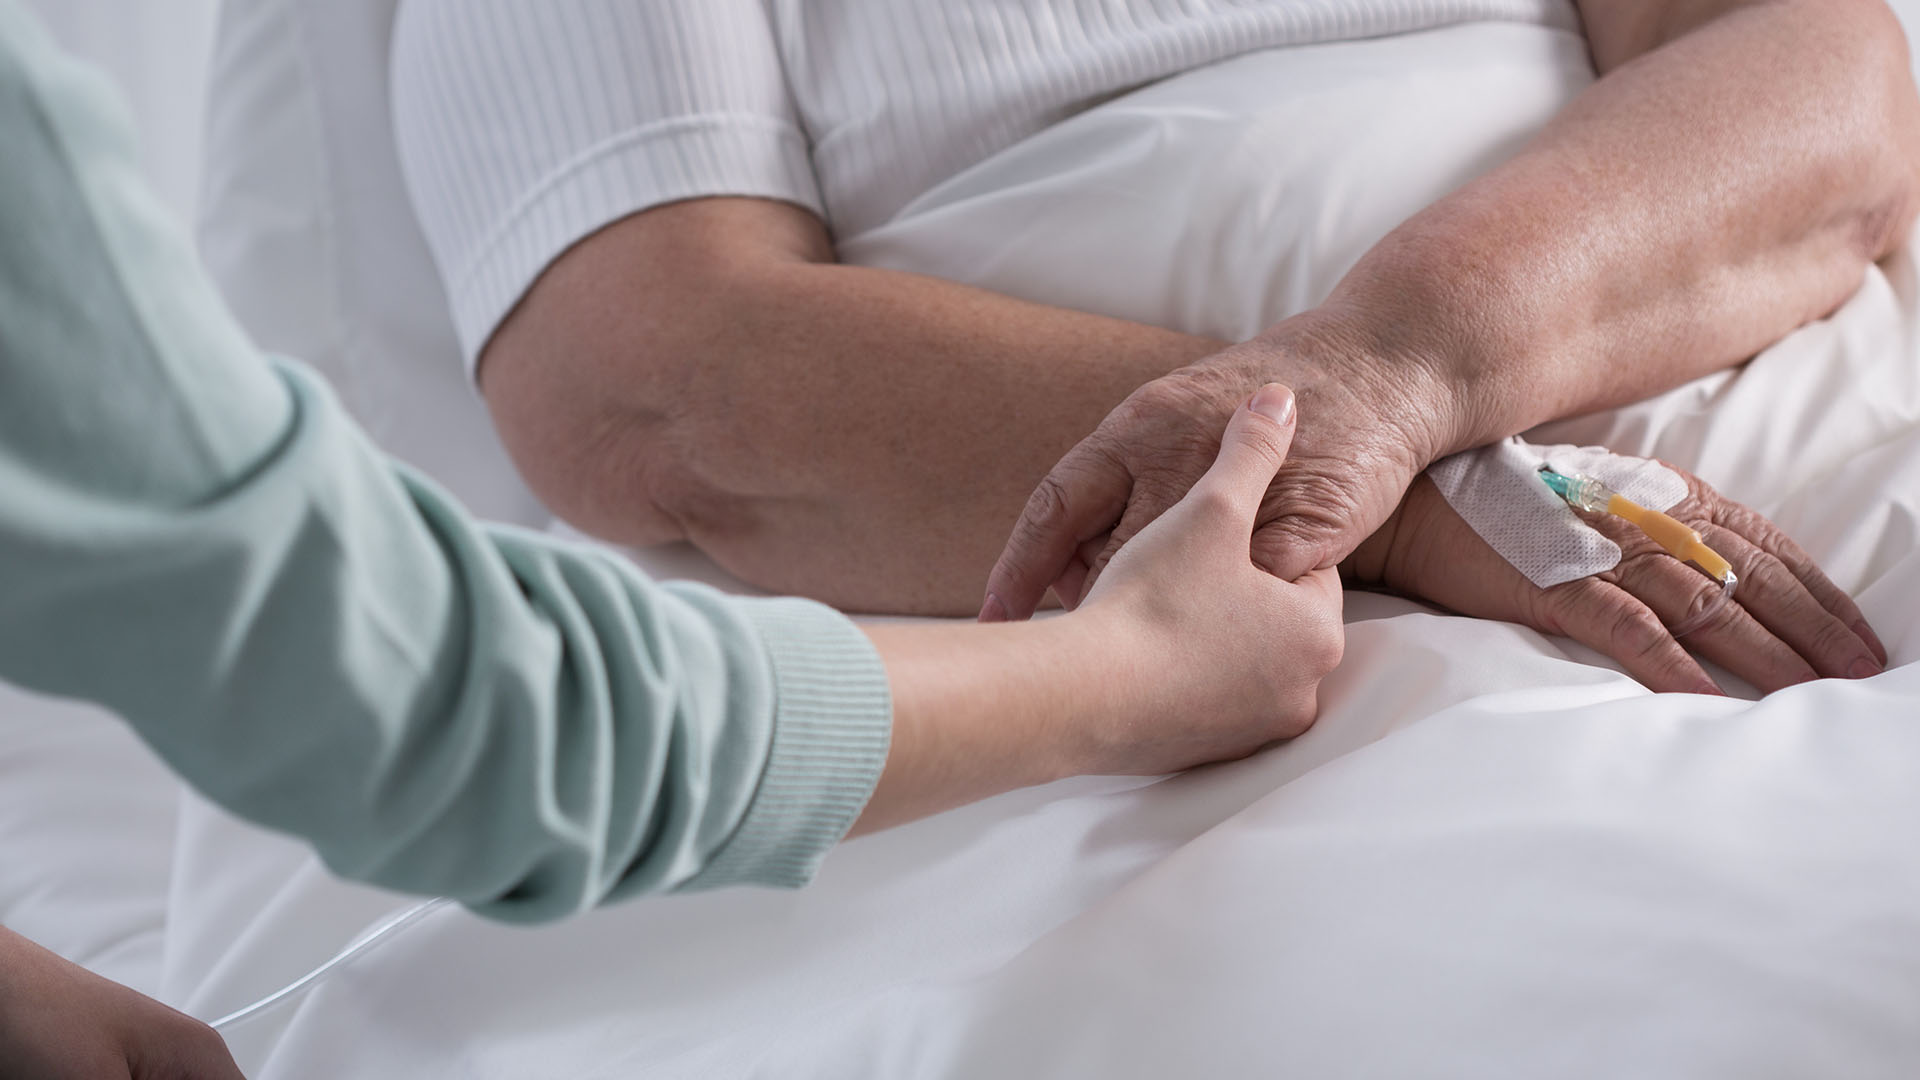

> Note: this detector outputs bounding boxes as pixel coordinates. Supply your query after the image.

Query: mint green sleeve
[0,5,890,924]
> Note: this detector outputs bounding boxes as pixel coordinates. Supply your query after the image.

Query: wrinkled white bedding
[3,15,1920,1080]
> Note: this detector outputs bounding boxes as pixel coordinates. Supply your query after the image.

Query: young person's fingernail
[1248,384,1295,426]
[979,592,1008,623]
[1849,656,1883,680]
[1853,620,1889,665]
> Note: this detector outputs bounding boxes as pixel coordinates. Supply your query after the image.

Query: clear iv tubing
[208,896,453,1033]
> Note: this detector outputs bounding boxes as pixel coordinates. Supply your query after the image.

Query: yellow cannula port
[1605,494,1734,584]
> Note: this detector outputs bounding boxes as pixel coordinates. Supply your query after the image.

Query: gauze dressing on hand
[1426,437,1690,589]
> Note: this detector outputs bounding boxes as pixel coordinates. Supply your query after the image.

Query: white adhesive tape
[1426,437,1688,589]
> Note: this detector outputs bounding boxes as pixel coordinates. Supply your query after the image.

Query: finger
[1078,497,1164,606]
[1248,463,1385,582]
[1189,383,1298,528]
[1704,510,1888,668]
[1697,523,1882,680]
[1078,384,1298,603]
[1605,548,1819,693]
[983,442,1131,621]
[1296,565,1347,614]
[1048,534,1106,612]
[1541,576,1723,695]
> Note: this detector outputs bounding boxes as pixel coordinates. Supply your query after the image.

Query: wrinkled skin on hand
[1074,384,1348,771]
[983,315,1452,620]
[1345,469,1889,694]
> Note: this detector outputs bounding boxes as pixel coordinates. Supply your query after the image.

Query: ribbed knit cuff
[684,597,892,891]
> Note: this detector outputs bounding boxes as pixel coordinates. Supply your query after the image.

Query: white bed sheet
[1,11,1917,1080]
[170,247,1920,1079]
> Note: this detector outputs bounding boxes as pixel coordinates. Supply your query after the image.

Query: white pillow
[196,0,545,527]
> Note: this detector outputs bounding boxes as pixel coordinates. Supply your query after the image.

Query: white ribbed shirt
[391,0,1575,366]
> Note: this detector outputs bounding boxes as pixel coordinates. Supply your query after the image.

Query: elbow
[478,328,698,548]
[537,424,701,551]
[490,391,704,549]
[480,344,768,554]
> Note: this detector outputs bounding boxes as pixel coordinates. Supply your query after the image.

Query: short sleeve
[391,0,823,371]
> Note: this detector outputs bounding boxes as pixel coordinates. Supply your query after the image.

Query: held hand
[0,927,244,1080]
[1346,470,1889,694]
[982,317,1451,622]
[1072,384,1346,773]
[855,384,1345,833]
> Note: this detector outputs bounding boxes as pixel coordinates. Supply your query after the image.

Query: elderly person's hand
[982,312,1450,621]
[1344,467,1889,694]
[1071,383,1346,769]
[855,383,1345,832]
[0,927,244,1080]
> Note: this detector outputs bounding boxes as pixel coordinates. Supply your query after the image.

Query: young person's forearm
[849,617,1124,834]
[0,16,898,923]
[1297,0,1920,457]
[483,200,1224,615]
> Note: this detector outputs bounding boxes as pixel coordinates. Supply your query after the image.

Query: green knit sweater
[0,2,891,924]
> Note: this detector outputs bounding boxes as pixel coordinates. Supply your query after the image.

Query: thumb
[1192,383,1297,525]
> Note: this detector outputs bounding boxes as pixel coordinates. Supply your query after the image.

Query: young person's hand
[0,927,243,1080]
[856,385,1345,833]
[1069,383,1346,773]
[1344,469,1888,695]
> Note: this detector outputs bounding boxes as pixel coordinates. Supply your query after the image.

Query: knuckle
[1235,428,1289,473]
[1602,595,1671,664]
[1314,635,1345,678]
[1262,467,1351,519]
[1539,578,1600,632]
[1808,616,1864,662]
[1257,486,1347,546]
[1121,373,1222,429]
[1311,615,1347,675]
[1185,484,1241,523]
[1706,500,1755,535]
[1250,523,1331,578]
[1016,472,1075,537]
[1272,690,1322,741]
[1743,550,1795,596]
[1676,581,1740,635]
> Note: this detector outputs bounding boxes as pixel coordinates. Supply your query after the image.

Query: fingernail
[979,592,1008,623]
[1848,656,1883,680]
[1853,620,1889,665]
[1248,384,1295,426]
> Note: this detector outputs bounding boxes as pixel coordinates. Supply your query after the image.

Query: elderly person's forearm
[482,198,1225,614]
[1309,0,1920,457]
[984,0,1920,615]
